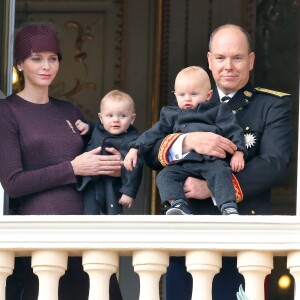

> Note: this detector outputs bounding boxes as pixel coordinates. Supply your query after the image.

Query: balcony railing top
[0,215,299,256]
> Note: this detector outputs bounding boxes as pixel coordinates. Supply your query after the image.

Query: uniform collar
[212,82,254,112]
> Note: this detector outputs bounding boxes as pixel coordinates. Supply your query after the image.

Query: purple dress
[0,94,85,215]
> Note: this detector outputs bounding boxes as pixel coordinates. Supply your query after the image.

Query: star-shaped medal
[244,133,256,149]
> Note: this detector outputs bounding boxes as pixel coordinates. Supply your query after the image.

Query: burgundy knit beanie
[14,22,62,64]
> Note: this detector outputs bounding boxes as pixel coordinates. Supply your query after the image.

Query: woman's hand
[105,147,123,177]
[71,147,122,176]
[183,132,237,158]
[184,177,212,199]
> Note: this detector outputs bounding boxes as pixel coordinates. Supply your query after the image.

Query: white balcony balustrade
[0,215,299,300]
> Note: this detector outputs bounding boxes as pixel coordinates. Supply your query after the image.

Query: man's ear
[207,52,212,70]
[249,52,255,71]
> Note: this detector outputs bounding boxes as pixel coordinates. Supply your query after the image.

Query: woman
[0,21,123,299]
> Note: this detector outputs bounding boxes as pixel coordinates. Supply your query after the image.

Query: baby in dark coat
[124,66,246,215]
[77,90,143,214]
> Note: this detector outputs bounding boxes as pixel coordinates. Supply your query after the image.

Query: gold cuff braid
[158,133,183,167]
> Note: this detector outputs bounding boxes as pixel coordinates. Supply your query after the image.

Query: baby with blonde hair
[125,66,246,215]
[77,90,143,214]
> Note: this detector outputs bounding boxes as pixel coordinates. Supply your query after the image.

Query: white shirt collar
[217,87,237,101]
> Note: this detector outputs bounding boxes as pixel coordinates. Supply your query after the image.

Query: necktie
[221,96,231,102]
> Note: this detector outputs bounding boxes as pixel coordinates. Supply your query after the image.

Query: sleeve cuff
[158,133,183,167]
[232,173,243,203]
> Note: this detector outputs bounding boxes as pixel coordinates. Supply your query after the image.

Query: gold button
[245,126,250,131]
[251,210,256,215]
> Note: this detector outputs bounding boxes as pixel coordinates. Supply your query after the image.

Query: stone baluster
[186,250,222,300]
[82,250,119,300]
[287,251,300,299]
[133,250,169,300]
[237,250,273,300]
[31,250,68,300]
[0,250,14,300]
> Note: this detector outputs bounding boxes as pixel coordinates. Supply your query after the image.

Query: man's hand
[184,177,212,199]
[183,132,237,158]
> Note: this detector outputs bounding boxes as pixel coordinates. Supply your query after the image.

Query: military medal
[244,133,256,149]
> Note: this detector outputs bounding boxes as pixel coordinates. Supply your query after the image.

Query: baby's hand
[119,194,134,208]
[75,119,89,135]
[230,150,245,172]
[124,148,139,171]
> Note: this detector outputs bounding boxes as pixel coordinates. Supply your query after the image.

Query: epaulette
[254,87,290,98]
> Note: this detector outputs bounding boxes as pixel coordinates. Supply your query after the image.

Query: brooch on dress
[66,120,76,133]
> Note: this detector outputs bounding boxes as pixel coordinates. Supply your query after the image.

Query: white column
[287,251,300,299]
[82,250,119,300]
[237,250,273,300]
[31,250,68,300]
[133,250,169,300]
[186,250,222,300]
[0,250,14,299]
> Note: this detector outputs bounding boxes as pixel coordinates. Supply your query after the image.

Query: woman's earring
[18,68,22,72]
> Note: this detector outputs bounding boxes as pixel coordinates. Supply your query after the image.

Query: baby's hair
[175,66,211,91]
[100,89,135,112]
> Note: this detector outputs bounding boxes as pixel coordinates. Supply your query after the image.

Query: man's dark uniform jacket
[77,121,143,215]
[145,82,293,215]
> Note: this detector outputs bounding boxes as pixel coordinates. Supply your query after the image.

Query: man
[145,24,292,299]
